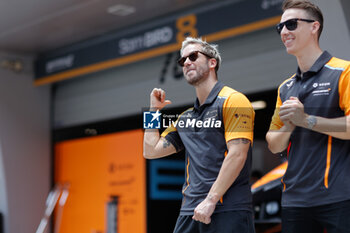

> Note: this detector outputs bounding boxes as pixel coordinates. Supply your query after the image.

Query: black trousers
[282,200,350,233]
[173,210,255,233]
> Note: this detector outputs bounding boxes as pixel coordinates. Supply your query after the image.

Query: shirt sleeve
[161,120,184,152]
[223,92,255,143]
[338,65,350,116]
[269,88,284,130]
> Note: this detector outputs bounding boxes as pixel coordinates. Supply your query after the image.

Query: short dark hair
[282,0,324,39]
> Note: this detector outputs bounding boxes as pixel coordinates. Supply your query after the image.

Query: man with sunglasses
[266,0,350,232]
[144,37,255,233]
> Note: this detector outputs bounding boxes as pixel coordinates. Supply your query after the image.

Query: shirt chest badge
[204,109,218,121]
[311,82,332,96]
[286,80,294,89]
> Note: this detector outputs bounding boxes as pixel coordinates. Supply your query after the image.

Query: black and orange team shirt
[161,81,255,215]
[270,51,350,208]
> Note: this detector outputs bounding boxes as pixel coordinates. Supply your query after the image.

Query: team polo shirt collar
[193,81,225,111]
[295,51,333,80]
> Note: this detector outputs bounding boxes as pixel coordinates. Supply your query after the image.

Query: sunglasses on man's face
[177,51,212,67]
[276,18,315,34]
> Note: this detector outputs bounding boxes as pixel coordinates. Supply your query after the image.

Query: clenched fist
[150,88,172,110]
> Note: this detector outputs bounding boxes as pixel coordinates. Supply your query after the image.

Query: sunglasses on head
[177,51,212,67]
[276,18,315,34]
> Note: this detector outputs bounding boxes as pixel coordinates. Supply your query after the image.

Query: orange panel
[251,162,288,190]
[54,129,146,233]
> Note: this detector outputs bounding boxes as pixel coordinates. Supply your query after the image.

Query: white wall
[316,0,350,60]
[0,51,50,233]
[340,0,350,36]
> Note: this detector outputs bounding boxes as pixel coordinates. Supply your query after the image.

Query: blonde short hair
[180,37,222,73]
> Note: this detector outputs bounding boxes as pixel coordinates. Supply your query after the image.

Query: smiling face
[280,8,317,56]
[181,43,211,86]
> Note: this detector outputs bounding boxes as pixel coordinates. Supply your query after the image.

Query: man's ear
[311,21,320,36]
[209,58,217,69]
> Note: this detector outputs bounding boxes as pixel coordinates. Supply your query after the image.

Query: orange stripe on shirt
[182,157,190,193]
[281,178,286,192]
[324,136,332,188]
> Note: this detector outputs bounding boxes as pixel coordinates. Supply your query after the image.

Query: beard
[185,66,210,86]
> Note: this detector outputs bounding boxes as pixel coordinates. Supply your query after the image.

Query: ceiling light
[251,100,267,110]
[107,4,136,16]
[0,59,23,72]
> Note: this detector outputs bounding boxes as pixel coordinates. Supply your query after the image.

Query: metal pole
[106,196,119,233]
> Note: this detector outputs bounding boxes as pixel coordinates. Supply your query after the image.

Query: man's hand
[150,88,172,110]
[192,195,218,224]
[143,88,176,159]
[279,96,307,127]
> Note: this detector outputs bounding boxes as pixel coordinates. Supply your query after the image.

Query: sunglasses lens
[276,23,283,34]
[188,52,198,62]
[177,57,186,66]
[285,20,298,31]
[276,19,298,34]
[177,51,199,66]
